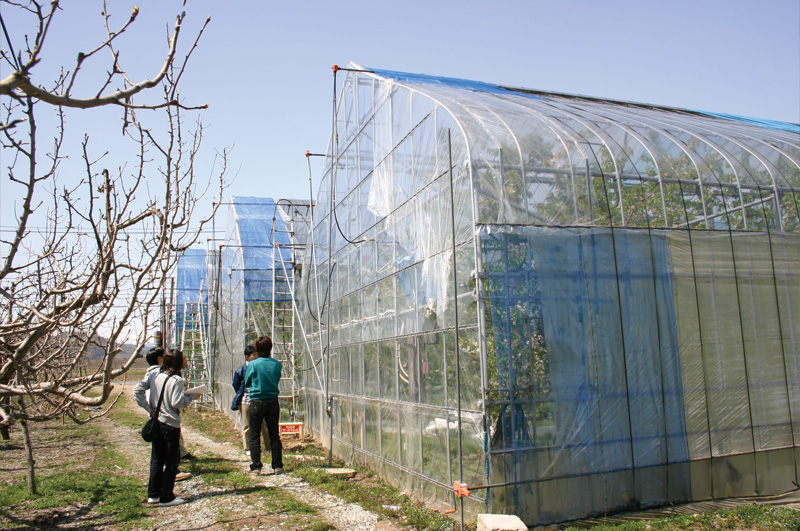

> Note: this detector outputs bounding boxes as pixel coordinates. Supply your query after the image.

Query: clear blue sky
[2,0,799,227]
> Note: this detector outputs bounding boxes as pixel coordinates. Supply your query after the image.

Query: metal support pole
[326,68,338,467]
[448,129,465,530]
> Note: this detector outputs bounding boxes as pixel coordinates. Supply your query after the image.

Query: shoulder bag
[141,374,174,442]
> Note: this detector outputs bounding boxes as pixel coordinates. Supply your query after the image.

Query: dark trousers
[148,422,181,502]
[248,398,282,470]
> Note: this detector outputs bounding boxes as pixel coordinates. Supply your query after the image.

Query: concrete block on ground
[477,513,527,531]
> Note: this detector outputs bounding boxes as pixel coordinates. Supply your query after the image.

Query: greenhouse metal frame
[298,64,800,526]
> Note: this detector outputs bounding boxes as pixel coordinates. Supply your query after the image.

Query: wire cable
[0,11,21,71]
[328,67,367,246]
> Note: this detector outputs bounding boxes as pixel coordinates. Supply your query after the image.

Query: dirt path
[111,385,404,531]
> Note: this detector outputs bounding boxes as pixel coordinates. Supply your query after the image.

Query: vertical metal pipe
[327,68,338,467]
[170,278,176,348]
[586,158,594,224]
[447,129,465,530]
[307,156,328,397]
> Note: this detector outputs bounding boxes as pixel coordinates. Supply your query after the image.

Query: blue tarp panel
[176,248,207,331]
[480,226,690,522]
[367,67,543,99]
[231,196,294,302]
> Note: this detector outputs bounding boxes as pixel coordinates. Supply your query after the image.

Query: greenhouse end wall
[210,197,311,431]
[480,226,800,524]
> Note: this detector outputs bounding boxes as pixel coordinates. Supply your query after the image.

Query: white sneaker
[159,497,185,507]
[272,467,285,475]
[147,497,159,504]
[245,450,251,456]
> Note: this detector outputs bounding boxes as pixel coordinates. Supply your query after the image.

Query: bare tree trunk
[20,420,36,495]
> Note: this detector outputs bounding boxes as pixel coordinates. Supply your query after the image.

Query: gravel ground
[112,385,406,531]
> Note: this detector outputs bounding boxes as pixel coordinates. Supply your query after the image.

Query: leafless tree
[0,0,227,491]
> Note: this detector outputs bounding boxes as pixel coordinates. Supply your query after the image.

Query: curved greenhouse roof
[223,196,302,302]
[335,64,800,233]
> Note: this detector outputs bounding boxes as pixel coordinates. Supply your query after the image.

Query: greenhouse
[210,196,312,427]
[298,64,800,526]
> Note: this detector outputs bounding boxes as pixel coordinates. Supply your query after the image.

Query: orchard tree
[0,0,227,492]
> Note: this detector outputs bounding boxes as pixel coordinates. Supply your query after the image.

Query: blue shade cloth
[370,66,798,133]
[176,248,207,331]
[230,197,294,302]
[367,67,543,99]
[693,111,800,134]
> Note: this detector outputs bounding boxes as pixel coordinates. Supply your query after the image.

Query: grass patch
[292,463,467,531]
[182,456,252,490]
[106,393,148,432]
[246,487,317,515]
[183,457,330,530]
[564,504,800,531]
[182,407,240,446]
[242,487,332,529]
[0,421,148,530]
[290,442,327,457]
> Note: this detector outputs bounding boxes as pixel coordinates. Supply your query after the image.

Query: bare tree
[0,0,227,491]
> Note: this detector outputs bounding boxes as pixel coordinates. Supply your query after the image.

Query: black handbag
[141,374,174,442]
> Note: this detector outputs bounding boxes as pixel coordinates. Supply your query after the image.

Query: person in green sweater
[244,336,283,475]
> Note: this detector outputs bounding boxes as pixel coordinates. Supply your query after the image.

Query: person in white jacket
[134,349,196,506]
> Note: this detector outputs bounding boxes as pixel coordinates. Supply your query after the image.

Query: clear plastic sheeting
[207,196,312,428]
[298,64,800,526]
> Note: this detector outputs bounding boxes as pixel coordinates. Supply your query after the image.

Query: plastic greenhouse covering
[209,196,312,429]
[296,64,800,526]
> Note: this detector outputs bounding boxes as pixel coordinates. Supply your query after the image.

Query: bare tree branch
[0,1,229,463]
[0,5,199,112]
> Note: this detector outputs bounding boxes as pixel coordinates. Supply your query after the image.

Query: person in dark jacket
[245,336,283,475]
[231,345,269,455]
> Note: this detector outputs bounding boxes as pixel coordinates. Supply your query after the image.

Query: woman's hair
[161,348,184,375]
